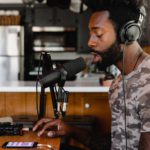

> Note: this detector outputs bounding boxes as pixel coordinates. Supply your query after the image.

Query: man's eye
[97,34,103,38]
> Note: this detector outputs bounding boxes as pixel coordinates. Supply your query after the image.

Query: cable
[36,52,43,117]
[122,44,128,150]
[49,60,59,119]
[37,143,57,150]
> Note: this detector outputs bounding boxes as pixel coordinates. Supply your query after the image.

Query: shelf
[32,26,76,32]
[33,46,76,52]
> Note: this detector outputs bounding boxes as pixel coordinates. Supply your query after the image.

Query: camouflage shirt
[109,56,150,150]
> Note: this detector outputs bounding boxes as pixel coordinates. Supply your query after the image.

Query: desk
[0,131,61,150]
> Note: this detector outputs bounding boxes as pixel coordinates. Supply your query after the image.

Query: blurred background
[0,0,149,81]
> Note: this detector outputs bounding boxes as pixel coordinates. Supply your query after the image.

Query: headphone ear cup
[119,21,142,44]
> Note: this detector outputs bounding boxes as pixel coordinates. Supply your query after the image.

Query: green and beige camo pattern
[109,56,150,150]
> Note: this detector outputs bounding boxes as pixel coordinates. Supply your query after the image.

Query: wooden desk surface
[0,131,61,150]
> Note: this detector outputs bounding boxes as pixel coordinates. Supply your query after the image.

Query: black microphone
[40,57,86,88]
[36,0,44,3]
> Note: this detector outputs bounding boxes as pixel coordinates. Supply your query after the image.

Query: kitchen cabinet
[73,93,111,133]
[0,80,110,150]
[0,92,48,117]
[0,91,110,150]
[0,92,111,133]
[0,93,5,115]
[33,6,53,26]
[34,6,78,26]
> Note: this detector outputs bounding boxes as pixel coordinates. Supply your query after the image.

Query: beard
[90,41,123,71]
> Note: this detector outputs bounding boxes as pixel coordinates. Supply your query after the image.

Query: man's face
[88,11,121,69]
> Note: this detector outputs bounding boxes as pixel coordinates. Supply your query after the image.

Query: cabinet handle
[84,103,91,109]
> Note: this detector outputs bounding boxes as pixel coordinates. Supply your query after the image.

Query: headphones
[119,6,146,44]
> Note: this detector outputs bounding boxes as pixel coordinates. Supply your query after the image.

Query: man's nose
[88,35,97,48]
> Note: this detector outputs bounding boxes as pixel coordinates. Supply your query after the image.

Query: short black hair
[83,0,146,29]
[108,5,140,34]
[83,0,145,11]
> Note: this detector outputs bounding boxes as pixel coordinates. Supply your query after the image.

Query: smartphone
[2,141,38,148]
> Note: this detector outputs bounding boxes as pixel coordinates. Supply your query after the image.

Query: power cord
[122,44,128,150]
[36,52,43,117]
[37,143,57,150]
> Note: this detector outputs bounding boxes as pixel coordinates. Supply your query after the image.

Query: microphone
[40,57,86,88]
[36,0,44,3]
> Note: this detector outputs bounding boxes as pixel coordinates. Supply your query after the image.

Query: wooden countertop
[0,131,61,150]
[0,78,110,93]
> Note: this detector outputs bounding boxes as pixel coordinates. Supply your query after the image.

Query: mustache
[90,49,105,56]
[90,48,116,59]
[90,43,123,66]
[90,40,121,55]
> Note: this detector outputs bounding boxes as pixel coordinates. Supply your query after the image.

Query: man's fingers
[37,120,60,136]
[47,130,65,138]
[47,131,57,137]
[33,118,51,131]
[33,118,64,137]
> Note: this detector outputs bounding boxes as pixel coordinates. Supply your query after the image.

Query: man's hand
[33,118,72,138]
[139,132,150,150]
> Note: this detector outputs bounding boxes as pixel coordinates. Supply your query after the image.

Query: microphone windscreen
[40,71,61,87]
[63,57,86,79]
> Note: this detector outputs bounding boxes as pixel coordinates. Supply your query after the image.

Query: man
[33,0,150,149]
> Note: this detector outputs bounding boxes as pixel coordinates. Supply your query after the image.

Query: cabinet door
[74,93,111,133]
[34,7,77,26]
[26,93,37,116]
[45,93,56,118]
[44,93,76,118]
[34,7,53,26]
[5,93,26,116]
[0,92,5,117]
[55,8,77,26]
[26,92,58,118]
